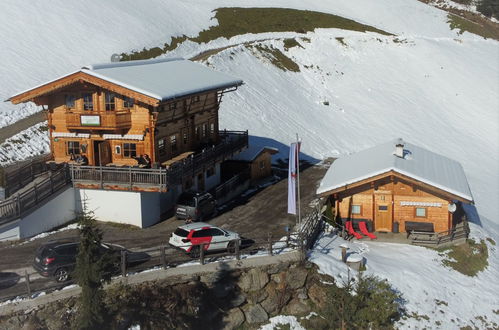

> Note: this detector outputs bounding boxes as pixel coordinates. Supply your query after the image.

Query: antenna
[110,53,121,62]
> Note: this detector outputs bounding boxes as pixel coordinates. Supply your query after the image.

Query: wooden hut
[222,146,278,185]
[317,139,473,236]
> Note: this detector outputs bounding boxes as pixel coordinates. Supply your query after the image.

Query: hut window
[170,135,178,154]
[416,207,427,218]
[210,123,215,135]
[183,131,188,145]
[83,93,93,110]
[207,167,215,177]
[123,143,137,158]
[169,102,177,110]
[67,141,80,155]
[378,205,388,211]
[65,94,76,109]
[105,93,116,111]
[192,95,200,103]
[115,145,121,155]
[158,138,166,155]
[202,124,207,138]
[196,126,201,140]
[123,96,134,109]
[352,205,361,214]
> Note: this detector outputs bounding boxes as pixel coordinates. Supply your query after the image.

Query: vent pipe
[394,138,404,158]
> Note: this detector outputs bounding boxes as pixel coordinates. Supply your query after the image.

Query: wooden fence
[0,167,71,225]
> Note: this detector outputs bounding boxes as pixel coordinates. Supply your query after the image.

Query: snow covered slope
[1,0,498,327]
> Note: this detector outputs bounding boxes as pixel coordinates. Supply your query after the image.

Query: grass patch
[283,38,303,50]
[120,7,391,61]
[99,221,140,231]
[247,44,300,72]
[335,37,347,46]
[447,13,498,39]
[439,239,489,276]
[486,237,496,246]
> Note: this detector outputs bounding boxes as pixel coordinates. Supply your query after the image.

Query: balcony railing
[66,111,132,130]
[70,131,249,191]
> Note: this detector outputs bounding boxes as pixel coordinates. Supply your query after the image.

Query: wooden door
[98,141,112,165]
[375,194,392,232]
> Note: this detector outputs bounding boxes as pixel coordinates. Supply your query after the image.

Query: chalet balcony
[69,130,249,192]
[66,111,132,130]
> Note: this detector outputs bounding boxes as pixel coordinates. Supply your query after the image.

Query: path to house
[0,111,46,144]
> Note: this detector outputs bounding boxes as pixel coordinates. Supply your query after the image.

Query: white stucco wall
[0,220,20,241]
[19,187,76,238]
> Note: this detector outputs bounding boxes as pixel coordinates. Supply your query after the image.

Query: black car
[175,191,217,221]
[33,240,148,282]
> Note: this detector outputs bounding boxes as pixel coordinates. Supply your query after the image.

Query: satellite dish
[110,53,121,62]
[448,203,457,213]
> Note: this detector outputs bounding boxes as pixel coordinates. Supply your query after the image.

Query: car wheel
[190,245,201,258]
[227,241,237,254]
[54,268,69,282]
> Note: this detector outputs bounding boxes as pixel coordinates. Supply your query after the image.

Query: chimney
[394,138,404,158]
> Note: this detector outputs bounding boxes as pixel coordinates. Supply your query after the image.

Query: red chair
[345,221,363,239]
[358,221,377,240]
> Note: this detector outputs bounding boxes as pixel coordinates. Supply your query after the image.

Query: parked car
[175,191,216,221]
[32,240,149,282]
[169,222,240,257]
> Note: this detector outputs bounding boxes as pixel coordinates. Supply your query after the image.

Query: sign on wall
[80,115,100,126]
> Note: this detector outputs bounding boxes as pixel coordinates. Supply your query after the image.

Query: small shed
[317,139,473,235]
[223,145,278,185]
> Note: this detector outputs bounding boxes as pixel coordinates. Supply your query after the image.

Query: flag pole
[296,133,301,225]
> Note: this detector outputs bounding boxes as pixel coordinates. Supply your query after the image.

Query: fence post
[34,182,38,204]
[129,166,132,190]
[161,246,167,269]
[99,166,103,189]
[298,234,306,262]
[16,194,21,217]
[25,270,31,296]
[268,233,273,256]
[121,250,127,277]
[199,244,205,265]
[235,239,240,260]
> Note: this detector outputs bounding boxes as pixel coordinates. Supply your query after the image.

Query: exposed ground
[0,111,45,145]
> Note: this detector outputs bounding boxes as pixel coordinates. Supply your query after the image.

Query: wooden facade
[10,73,227,167]
[322,172,467,234]
[222,147,277,185]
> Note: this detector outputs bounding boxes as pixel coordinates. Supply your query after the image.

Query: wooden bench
[161,151,194,168]
[405,221,436,243]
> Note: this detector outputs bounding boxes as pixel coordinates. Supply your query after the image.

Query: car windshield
[173,228,189,237]
[177,192,196,207]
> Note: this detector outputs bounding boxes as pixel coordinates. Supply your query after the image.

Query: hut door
[375,194,392,232]
[94,141,112,165]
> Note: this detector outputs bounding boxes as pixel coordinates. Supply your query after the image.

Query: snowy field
[0,0,498,327]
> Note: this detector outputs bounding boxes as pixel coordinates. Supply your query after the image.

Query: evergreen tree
[477,0,499,19]
[73,207,113,330]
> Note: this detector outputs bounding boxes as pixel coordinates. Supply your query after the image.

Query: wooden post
[121,250,127,277]
[341,246,348,263]
[268,233,273,256]
[199,244,205,265]
[286,227,290,247]
[235,239,240,260]
[25,270,31,296]
[161,246,167,269]
[16,194,21,217]
[34,182,38,204]
[129,166,132,190]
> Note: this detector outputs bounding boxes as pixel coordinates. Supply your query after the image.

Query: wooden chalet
[317,139,473,240]
[8,58,247,193]
[222,145,278,185]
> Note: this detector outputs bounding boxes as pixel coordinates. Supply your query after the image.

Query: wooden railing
[410,221,469,246]
[66,111,132,130]
[70,131,249,190]
[0,167,71,225]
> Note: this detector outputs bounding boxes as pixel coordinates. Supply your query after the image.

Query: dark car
[33,240,149,282]
[175,191,216,221]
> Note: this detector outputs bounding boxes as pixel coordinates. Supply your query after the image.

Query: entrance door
[94,141,112,166]
[375,194,392,232]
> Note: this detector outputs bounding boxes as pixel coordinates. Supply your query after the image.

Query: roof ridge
[83,57,184,71]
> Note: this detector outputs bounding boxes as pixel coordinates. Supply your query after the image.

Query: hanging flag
[287,142,299,215]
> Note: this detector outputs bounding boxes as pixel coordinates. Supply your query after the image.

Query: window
[105,92,116,111]
[259,160,265,169]
[65,94,76,109]
[207,167,215,177]
[416,207,426,217]
[82,93,93,110]
[158,138,166,155]
[67,141,80,155]
[192,230,208,238]
[123,96,134,109]
[123,143,136,158]
[170,135,178,154]
[210,123,215,135]
[352,205,361,214]
[202,124,207,138]
[378,205,388,211]
[169,102,177,110]
[192,95,200,103]
[115,145,121,155]
[183,131,188,145]
[195,126,201,140]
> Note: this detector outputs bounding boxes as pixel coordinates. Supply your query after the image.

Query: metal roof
[230,145,279,162]
[316,139,473,201]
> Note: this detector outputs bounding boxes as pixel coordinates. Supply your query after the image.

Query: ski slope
[0,0,498,327]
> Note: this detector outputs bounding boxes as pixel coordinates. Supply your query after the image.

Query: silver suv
[175,191,216,221]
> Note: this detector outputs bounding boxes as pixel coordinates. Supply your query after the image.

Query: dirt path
[0,111,45,144]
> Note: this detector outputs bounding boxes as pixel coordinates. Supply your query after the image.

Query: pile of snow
[0,121,50,165]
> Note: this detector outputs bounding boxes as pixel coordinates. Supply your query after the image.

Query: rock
[222,308,245,330]
[213,282,235,299]
[296,287,308,300]
[287,267,308,290]
[271,273,282,284]
[246,289,268,304]
[200,273,220,286]
[242,304,268,324]
[308,284,328,309]
[261,282,292,315]
[267,262,289,274]
[283,298,311,316]
[228,293,246,308]
[238,268,269,292]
